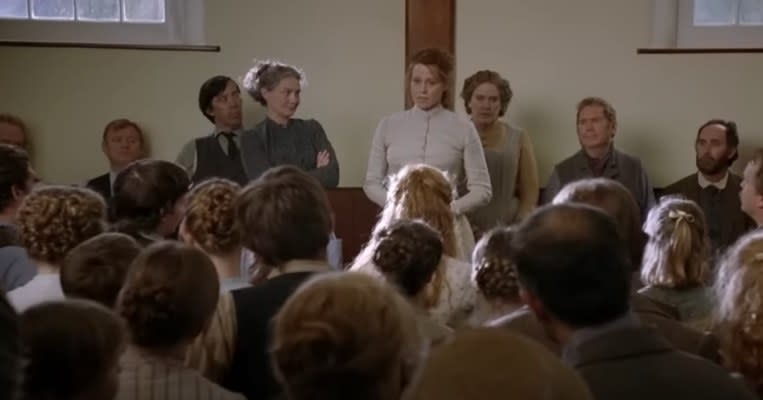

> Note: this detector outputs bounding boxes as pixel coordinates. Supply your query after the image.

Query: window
[648,0,763,49]
[0,0,205,46]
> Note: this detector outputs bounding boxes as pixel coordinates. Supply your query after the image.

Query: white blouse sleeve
[363,117,390,206]
[452,123,492,214]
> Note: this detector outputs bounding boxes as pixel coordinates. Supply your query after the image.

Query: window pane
[123,0,165,23]
[0,0,29,19]
[694,0,738,26]
[32,0,74,20]
[740,0,763,25]
[76,0,119,21]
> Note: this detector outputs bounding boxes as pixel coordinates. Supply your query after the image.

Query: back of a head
[405,328,592,400]
[642,196,710,289]
[472,227,519,304]
[20,299,125,400]
[61,232,141,308]
[183,178,241,255]
[383,164,458,257]
[373,219,443,299]
[553,178,645,267]
[117,241,219,350]
[513,204,631,327]
[715,230,763,388]
[272,272,421,400]
[236,166,331,267]
[111,159,190,237]
[0,143,30,213]
[17,185,107,265]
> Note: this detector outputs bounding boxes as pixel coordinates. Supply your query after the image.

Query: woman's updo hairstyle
[373,219,443,298]
[243,59,307,106]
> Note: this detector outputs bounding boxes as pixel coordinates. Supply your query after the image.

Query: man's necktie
[220,132,241,161]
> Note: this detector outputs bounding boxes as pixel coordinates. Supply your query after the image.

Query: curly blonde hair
[184,178,241,255]
[352,164,458,309]
[271,272,421,400]
[715,230,763,389]
[471,227,519,303]
[641,196,710,289]
[17,186,107,265]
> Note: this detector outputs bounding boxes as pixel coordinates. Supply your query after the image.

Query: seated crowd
[1,49,763,400]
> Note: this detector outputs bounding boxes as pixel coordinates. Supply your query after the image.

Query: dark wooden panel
[405,0,456,109]
[325,188,381,266]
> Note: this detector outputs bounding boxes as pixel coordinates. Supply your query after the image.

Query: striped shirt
[117,347,245,400]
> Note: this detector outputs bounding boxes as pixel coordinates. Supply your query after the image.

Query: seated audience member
[111,159,190,246]
[20,299,126,400]
[86,119,147,201]
[0,292,19,400]
[9,186,106,312]
[0,113,29,150]
[663,120,754,252]
[180,178,249,292]
[461,70,539,235]
[469,227,523,325]
[372,219,453,346]
[716,230,763,396]
[60,233,141,308]
[639,196,714,330]
[491,178,720,360]
[740,149,763,229]
[241,59,340,187]
[177,75,249,185]
[219,166,333,400]
[350,164,478,327]
[272,272,421,400]
[0,144,38,292]
[116,241,244,400]
[406,328,592,400]
[543,97,655,219]
[513,203,756,400]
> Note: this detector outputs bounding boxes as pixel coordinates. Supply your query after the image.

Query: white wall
[0,0,404,186]
[456,0,763,186]
[3,0,763,187]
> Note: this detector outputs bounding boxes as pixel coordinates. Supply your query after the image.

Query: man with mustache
[663,119,754,252]
[176,75,250,185]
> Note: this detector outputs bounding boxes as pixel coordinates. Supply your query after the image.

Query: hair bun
[373,235,417,275]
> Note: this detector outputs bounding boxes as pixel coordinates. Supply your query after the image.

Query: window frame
[0,0,206,47]
[647,0,763,50]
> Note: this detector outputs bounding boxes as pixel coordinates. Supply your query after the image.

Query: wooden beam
[405,0,456,109]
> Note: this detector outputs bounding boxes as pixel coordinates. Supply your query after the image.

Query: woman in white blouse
[364,48,492,258]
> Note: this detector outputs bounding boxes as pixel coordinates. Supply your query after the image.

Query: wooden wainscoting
[325,188,381,266]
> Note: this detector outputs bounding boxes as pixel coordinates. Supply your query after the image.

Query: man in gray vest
[543,97,655,220]
[176,75,249,185]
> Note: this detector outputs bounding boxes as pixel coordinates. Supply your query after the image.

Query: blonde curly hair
[352,164,458,308]
[17,185,107,265]
[715,230,763,389]
[183,178,241,255]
